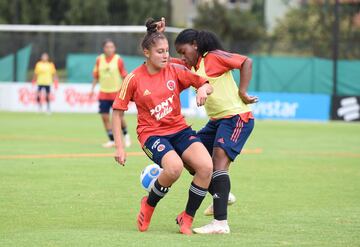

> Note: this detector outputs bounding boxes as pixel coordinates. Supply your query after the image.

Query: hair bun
[145,18,158,34]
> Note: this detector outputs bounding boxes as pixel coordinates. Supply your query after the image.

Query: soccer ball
[140,164,163,192]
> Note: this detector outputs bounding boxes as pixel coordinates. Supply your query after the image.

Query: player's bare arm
[112,109,127,166]
[238,58,258,104]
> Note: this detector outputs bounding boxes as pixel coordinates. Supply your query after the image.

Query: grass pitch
[0,112,359,247]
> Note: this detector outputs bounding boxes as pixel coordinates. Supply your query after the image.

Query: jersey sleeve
[206,50,248,76]
[118,58,128,79]
[51,63,56,74]
[112,72,136,111]
[171,63,208,91]
[169,57,191,68]
[92,57,100,79]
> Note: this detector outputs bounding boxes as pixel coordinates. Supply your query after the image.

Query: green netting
[66,54,360,95]
[16,45,32,82]
[0,54,14,81]
[66,54,144,83]
[0,45,32,82]
[66,54,97,83]
[338,60,360,95]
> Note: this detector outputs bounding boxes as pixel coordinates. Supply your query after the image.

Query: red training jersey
[113,63,208,146]
[93,54,128,101]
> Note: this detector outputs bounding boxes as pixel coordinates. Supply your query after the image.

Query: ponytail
[141,18,167,50]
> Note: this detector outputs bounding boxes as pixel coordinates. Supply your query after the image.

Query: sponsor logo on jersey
[150,94,175,121]
[143,89,151,96]
[166,80,176,91]
[189,136,197,141]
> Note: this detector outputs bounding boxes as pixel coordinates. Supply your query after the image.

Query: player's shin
[147,179,169,207]
[212,170,231,221]
[185,182,208,217]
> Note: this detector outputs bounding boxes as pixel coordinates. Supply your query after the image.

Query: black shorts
[99,100,114,114]
[38,85,50,94]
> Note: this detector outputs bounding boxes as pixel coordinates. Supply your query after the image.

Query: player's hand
[196,86,208,107]
[114,147,127,166]
[156,17,166,32]
[239,91,258,104]
[89,90,95,98]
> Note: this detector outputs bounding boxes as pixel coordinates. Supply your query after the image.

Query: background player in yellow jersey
[90,39,131,148]
[174,29,258,234]
[32,52,58,114]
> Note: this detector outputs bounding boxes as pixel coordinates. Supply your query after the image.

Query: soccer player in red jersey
[172,29,258,234]
[90,39,131,148]
[112,19,213,235]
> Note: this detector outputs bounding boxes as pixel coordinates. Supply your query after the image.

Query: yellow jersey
[94,54,124,93]
[192,51,251,119]
[34,61,56,86]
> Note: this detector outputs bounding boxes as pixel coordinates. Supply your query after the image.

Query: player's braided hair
[175,29,223,56]
[141,18,167,50]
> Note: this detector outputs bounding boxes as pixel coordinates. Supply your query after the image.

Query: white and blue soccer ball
[140,164,163,192]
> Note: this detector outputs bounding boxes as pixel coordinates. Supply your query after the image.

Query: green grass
[0,111,359,247]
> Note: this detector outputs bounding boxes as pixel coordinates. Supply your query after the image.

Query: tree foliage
[193,0,265,53]
[0,0,167,25]
[272,3,360,59]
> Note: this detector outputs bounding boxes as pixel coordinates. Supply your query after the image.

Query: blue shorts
[99,100,114,114]
[143,127,201,166]
[197,115,254,161]
[38,85,50,94]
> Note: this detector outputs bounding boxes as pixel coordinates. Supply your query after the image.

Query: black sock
[208,180,214,195]
[122,127,128,136]
[107,130,114,141]
[212,170,231,221]
[185,182,207,217]
[147,179,169,207]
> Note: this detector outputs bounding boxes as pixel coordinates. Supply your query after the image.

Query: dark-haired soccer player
[32,52,58,114]
[91,39,131,148]
[112,18,213,235]
[173,28,257,234]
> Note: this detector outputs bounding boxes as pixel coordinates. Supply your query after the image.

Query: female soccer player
[112,19,213,235]
[32,52,58,114]
[90,39,131,148]
[173,29,258,234]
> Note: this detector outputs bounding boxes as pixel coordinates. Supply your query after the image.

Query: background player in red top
[112,18,213,235]
[90,39,131,148]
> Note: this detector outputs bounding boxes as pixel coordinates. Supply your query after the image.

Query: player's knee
[164,160,183,180]
[194,156,213,180]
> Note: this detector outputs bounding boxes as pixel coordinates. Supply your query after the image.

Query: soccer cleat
[102,141,115,148]
[176,211,193,235]
[137,196,155,232]
[124,134,132,147]
[193,219,230,234]
[204,192,237,216]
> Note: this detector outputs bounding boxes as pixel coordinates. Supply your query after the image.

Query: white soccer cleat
[193,219,230,234]
[102,141,115,148]
[124,134,131,148]
[204,192,237,216]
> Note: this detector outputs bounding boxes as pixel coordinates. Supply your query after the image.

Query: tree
[193,0,265,53]
[272,2,360,59]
